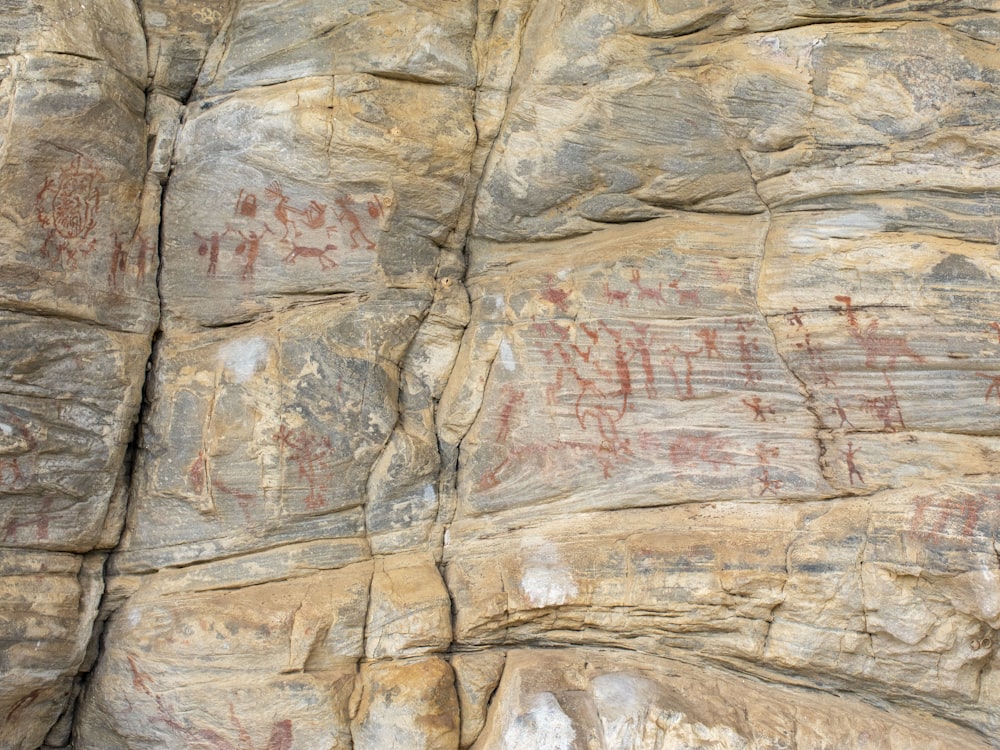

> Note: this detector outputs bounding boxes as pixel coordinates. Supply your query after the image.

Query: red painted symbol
[629,269,667,306]
[742,396,774,421]
[843,441,864,486]
[603,280,630,307]
[266,180,327,241]
[127,654,293,749]
[833,295,923,369]
[36,155,103,266]
[976,372,1000,404]
[756,469,783,496]
[861,373,906,432]
[283,242,338,270]
[541,276,572,312]
[668,275,700,306]
[333,196,376,250]
[911,493,986,540]
[668,433,734,471]
[274,424,334,510]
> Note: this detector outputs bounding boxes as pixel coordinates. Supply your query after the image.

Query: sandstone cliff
[2,1,999,748]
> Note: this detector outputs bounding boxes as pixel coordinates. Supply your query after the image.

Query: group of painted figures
[193,181,384,279]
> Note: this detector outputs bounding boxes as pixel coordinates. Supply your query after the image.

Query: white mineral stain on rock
[591,673,660,747]
[501,692,576,750]
[499,338,516,372]
[790,211,883,247]
[520,538,578,607]
[219,338,268,383]
[423,484,436,503]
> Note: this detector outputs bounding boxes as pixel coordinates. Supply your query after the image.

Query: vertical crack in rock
[743,156,833,497]
[761,536,793,661]
[67,71,177,746]
[187,0,241,102]
[856,508,876,671]
[450,0,539,247]
[738,137,842,501]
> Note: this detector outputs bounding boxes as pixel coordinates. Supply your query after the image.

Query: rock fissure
[3,1,1000,748]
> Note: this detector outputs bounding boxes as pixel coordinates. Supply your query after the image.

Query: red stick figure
[109,234,128,286]
[740,363,762,389]
[755,442,779,465]
[234,229,266,279]
[736,334,759,362]
[795,333,836,387]
[274,424,334,509]
[742,395,774,421]
[333,196,376,250]
[757,469,783,496]
[830,398,854,428]
[843,441,864,486]
[193,230,227,275]
[695,327,722,359]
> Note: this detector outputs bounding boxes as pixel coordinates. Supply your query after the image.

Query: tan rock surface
[0,2,153,746]
[472,648,995,750]
[351,656,460,750]
[1,1,999,748]
[0,551,104,750]
[76,557,370,749]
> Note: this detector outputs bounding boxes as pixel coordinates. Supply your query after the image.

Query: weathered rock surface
[1,0,999,748]
[0,2,154,746]
[472,648,995,749]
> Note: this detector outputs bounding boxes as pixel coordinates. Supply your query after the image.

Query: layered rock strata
[0,1,998,748]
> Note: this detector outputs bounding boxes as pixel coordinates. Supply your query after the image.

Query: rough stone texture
[0,2,154,747]
[472,648,995,749]
[1,0,999,748]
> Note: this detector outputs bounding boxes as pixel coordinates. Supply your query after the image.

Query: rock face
[1,1,999,748]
